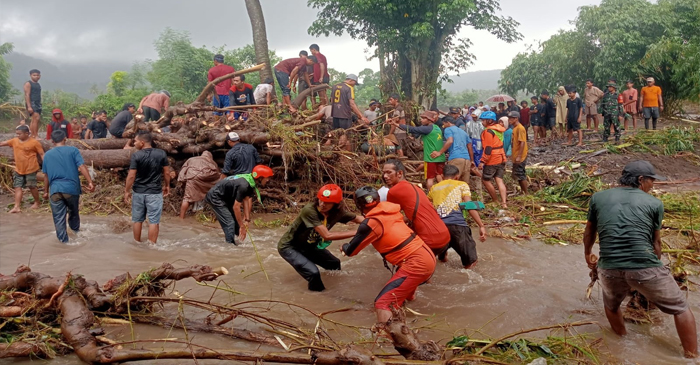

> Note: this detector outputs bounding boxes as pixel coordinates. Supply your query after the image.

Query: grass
[628,126,700,156]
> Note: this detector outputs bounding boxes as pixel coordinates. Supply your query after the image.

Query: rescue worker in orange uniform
[278,184,364,291]
[342,186,436,323]
[478,111,508,208]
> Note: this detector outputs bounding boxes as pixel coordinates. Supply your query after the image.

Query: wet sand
[1,210,698,364]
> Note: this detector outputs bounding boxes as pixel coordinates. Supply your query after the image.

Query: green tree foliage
[500,0,700,111]
[107,71,128,97]
[0,42,17,102]
[308,0,521,109]
[437,89,479,109]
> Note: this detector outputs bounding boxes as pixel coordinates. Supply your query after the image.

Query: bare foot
[30,203,40,209]
[501,203,508,209]
[9,206,21,213]
[576,143,584,147]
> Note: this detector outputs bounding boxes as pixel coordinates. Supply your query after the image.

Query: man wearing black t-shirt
[109,103,135,138]
[86,111,109,139]
[125,132,170,244]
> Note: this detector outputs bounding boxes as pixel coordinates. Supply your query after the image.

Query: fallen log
[0,135,130,151]
[292,84,330,108]
[0,146,133,169]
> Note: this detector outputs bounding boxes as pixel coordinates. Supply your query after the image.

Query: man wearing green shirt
[584,161,697,358]
[391,110,445,190]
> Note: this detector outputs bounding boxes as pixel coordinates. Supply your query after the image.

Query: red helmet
[252,165,273,179]
[318,184,343,204]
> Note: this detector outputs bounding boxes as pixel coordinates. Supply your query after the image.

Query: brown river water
[1,210,699,365]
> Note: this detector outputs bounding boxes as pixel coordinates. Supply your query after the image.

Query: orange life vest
[365,202,426,265]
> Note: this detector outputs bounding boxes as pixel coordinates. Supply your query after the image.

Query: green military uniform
[601,83,621,141]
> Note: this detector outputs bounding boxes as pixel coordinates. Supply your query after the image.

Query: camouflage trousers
[603,115,621,140]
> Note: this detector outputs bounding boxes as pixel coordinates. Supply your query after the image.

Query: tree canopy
[308,0,521,108]
[0,42,16,102]
[499,0,700,112]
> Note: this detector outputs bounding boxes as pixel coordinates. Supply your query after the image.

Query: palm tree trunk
[244,0,277,102]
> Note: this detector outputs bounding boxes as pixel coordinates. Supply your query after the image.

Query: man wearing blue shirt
[430,116,474,183]
[42,130,95,243]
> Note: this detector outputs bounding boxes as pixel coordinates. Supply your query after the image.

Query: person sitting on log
[85,110,108,139]
[45,109,72,141]
[253,77,274,106]
[228,75,256,121]
[137,90,171,122]
[42,130,95,243]
[205,165,273,245]
[109,103,135,139]
[278,184,364,291]
[178,151,221,219]
[341,186,436,324]
[221,132,261,178]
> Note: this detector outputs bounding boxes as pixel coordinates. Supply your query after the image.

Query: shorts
[424,161,445,179]
[212,94,230,116]
[275,69,291,96]
[511,157,527,181]
[131,192,163,224]
[313,75,330,85]
[447,158,471,182]
[598,266,688,315]
[27,101,42,116]
[332,118,352,130]
[530,117,543,127]
[643,107,660,119]
[567,117,581,131]
[482,163,505,181]
[13,171,37,188]
[585,103,598,116]
[546,117,555,130]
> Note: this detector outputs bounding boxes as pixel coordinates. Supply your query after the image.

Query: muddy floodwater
[1,211,699,365]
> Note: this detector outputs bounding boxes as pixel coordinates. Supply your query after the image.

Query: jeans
[206,196,239,244]
[213,94,230,116]
[49,193,80,243]
[275,69,291,96]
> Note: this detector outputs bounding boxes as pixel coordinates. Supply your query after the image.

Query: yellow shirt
[511,124,528,162]
[428,179,471,221]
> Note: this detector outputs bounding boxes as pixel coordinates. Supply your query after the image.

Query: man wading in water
[278,184,364,291]
[584,161,698,358]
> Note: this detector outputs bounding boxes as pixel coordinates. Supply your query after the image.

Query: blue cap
[480,111,497,121]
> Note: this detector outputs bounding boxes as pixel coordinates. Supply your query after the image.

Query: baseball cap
[449,107,460,114]
[226,132,240,142]
[622,160,666,180]
[479,111,497,121]
[646,77,654,82]
[508,111,520,118]
[346,74,359,84]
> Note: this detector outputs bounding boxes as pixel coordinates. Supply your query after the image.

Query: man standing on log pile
[278,184,364,291]
[207,54,235,116]
[42,130,95,243]
[584,161,698,358]
[428,164,486,269]
[330,74,369,150]
[137,90,171,122]
[0,125,44,213]
[24,69,42,139]
[382,159,450,257]
[309,44,330,105]
[178,151,221,220]
[342,186,436,323]
[290,50,314,110]
[390,111,444,190]
[124,132,170,244]
[206,165,273,245]
[221,132,261,178]
[45,109,72,141]
[274,56,317,113]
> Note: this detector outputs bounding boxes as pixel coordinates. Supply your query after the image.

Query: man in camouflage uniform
[601,82,621,142]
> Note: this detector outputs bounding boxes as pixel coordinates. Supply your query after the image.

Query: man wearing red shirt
[207,54,235,116]
[310,44,330,105]
[274,56,317,112]
[383,159,450,256]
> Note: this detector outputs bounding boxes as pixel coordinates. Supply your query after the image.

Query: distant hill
[6,53,132,100]
[442,69,502,92]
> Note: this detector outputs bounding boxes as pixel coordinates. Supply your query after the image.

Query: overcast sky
[0,0,600,74]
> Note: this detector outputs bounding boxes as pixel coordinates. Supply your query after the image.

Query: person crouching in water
[205,165,273,245]
[342,186,436,324]
[278,184,364,291]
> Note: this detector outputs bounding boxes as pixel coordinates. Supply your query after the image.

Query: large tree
[307,0,521,109]
[245,0,278,101]
[0,42,16,102]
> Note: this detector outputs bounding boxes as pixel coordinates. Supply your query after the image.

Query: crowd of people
[5,53,694,358]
